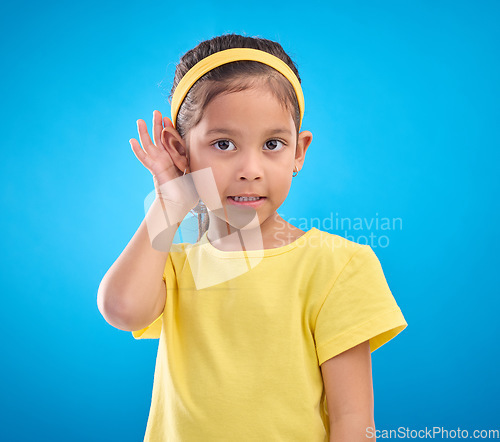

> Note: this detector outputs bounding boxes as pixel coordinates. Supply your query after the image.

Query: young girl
[98,33,407,442]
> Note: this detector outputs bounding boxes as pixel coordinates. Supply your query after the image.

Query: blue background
[1,0,499,440]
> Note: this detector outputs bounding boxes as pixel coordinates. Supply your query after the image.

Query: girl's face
[186,83,312,232]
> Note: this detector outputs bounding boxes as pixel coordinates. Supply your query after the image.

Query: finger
[130,138,154,171]
[136,119,156,157]
[163,116,173,128]
[153,110,163,148]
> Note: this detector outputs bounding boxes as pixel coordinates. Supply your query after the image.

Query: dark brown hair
[168,33,302,241]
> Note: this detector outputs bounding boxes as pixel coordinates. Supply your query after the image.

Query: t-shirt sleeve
[314,244,407,365]
[131,248,178,340]
[131,311,163,340]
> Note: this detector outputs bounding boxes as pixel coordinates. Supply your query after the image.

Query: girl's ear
[161,120,190,172]
[295,130,313,167]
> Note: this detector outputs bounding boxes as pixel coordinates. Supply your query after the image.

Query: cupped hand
[130,110,199,212]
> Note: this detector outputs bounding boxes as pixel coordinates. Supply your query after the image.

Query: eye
[212,139,236,151]
[264,139,285,151]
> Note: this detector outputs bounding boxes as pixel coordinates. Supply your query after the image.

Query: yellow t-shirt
[132,227,407,441]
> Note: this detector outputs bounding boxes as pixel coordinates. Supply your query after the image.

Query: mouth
[227,195,267,207]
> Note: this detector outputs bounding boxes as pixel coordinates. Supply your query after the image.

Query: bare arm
[97,110,197,332]
[321,340,376,442]
[97,199,186,332]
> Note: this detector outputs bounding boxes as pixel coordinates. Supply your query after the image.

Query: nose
[236,150,264,181]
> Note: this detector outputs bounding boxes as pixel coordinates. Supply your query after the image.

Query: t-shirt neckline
[198,227,318,258]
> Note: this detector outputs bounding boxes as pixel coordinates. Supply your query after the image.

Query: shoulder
[165,242,192,269]
[170,242,189,254]
[300,228,367,260]
[295,228,372,287]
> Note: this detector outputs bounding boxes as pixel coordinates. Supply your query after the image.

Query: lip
[230,193,263,197]
[227,196,267,208]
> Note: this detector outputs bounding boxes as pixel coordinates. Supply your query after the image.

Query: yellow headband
[171,47,305,129]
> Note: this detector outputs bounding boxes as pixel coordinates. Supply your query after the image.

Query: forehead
[195,85,295,134]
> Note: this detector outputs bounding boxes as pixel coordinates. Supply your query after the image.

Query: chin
[207,205,262,231]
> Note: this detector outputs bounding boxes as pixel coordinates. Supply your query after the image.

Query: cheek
[188,147,206,170]
[270,167,293,190]
[191,163,228,209]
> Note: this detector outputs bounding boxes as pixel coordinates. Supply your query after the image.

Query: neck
[205,210,293,252]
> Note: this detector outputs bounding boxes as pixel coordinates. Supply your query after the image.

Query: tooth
[233,196,260,201]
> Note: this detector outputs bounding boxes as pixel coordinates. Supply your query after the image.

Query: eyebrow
[205,128,292,137]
